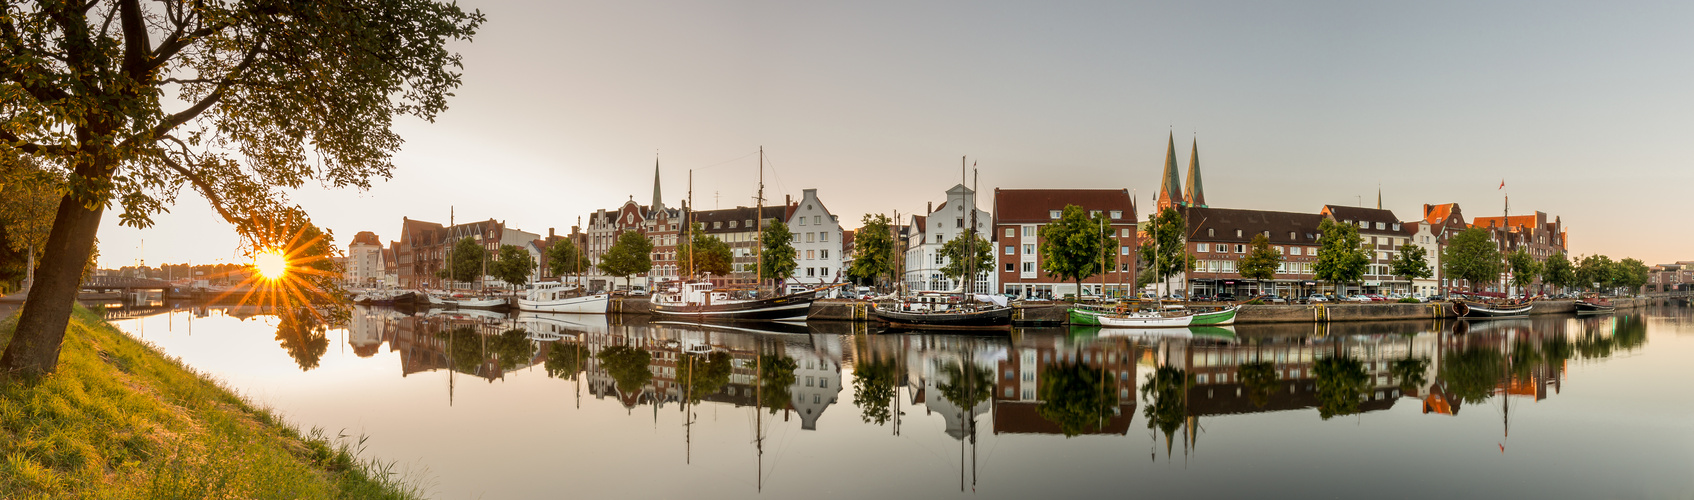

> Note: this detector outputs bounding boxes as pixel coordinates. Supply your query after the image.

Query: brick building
[1184,207,1326,298]
[992,188,1137,299]
[1320,205,1416,295]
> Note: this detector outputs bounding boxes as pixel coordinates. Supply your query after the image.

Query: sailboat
[871,158,1012,330]
[651,147,830,322]
[1068,190,1235,327]
[518,282,610,313]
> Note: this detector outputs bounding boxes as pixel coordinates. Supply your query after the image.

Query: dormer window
[1049,210,1061,219]
[730,221,738,229]
[1358,221,1368,229]
[1090,210,1101,217]
[1375,222,1385,230]
[1110,211,1123,219]
[1392,223,1401,231]
[1208,228,1214,237]
[1289,231,1297,240]
[713,221,722,229]
[1235,229,1243,238]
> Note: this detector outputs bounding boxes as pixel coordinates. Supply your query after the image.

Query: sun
[254,250,289,281]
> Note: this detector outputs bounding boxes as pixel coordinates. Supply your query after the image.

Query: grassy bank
[0,306,422,499]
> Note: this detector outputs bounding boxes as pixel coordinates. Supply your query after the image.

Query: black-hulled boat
[1575,299,1615,315]
[651,281,822,322]
[871,293,1012,330]
[1454,300,1533,318]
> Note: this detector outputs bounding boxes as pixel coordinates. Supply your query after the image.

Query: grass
[0,306,425,500]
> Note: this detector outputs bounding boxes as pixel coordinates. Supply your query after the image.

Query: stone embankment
[609,297,1655,325]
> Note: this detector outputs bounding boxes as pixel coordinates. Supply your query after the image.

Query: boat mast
[756,146,764,298]
[688,169,695,281]
[963,156,971,304]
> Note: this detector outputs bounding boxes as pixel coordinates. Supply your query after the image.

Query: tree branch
[122,35,263,150]
[0,130,73,156]
[118,0,152,79]
[156,138,244,228]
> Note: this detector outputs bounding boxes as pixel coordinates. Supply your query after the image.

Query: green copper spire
[1157,132,1185,210]
[651,155,663,212]
[1185,137,1207,208]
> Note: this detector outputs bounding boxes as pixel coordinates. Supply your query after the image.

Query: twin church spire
[1155,132,1207,210]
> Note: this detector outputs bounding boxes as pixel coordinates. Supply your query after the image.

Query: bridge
[82,275,175,292]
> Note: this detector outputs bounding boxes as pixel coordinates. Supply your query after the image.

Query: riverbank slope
[0,306,420,499]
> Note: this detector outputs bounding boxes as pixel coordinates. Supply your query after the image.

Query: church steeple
[1156,132,1185,211]
[1185,137,1207,208]
[651,155,664,213]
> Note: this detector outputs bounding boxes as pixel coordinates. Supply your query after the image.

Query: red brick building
[993,188,1137,299]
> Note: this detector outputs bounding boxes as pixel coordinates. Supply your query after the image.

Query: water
[110,304,1694,499]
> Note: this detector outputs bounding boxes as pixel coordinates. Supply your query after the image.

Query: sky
[96,0,1694,269]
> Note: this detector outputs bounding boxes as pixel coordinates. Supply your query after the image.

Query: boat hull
[517,294,610,314]
[1069,306,1236,327]
[1455,301,1533,318]
[1574,301,1615,315]
[872,306,1012,329]
[453,298,510,311]
[651,290,820,321]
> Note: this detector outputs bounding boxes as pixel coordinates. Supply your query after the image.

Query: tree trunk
[1,192,105,376]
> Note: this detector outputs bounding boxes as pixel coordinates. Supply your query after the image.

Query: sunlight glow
[254,250,288,280]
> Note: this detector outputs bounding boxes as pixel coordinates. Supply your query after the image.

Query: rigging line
[760,151,790,202]
[691,150,760,172]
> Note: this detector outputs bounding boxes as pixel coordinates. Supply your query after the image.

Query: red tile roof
[992,188,1135,224]
[1422,203,1459,225]
[351,231,382,246]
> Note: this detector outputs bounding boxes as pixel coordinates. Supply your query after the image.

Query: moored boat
[1454,300,1533,318]
[651,281,822,321]
[1574,299,1615,315]
[1081,325,1238,342]
[872,304,1013,330]
[1068,304,1237,327]
[518,283,610,314]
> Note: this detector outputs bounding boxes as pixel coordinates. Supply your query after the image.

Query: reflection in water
[144,304,1679,497]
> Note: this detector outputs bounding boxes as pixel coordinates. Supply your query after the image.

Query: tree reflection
[1237,361,1279,408]
[274,307,329,371]
[1438,347,1504,404]
[939,361,993,411]
[597,345,653,395]
[1141,366,1187,441]
[852,357,900,425]
[487,329,536,372]
[1039,362,1120,437]
[679,351,734,403]
[436,326,485,374]
[1389,357,1429,394]
[544,342,583,380]
[1314,356,1368,420]
[758,354,797,414]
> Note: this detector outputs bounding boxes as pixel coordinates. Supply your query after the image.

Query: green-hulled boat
[1069,304,1237,327]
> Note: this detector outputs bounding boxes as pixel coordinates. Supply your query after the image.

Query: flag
[1499,179,1505,190]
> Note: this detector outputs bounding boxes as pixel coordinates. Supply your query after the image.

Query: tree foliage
[845,214,895,287]
[274,307,329,371]
[1140,365,1187,443]
[1039,205,1116,294]
[486,328,536,372]
[598,345,653,395]
[1390,244,1433,281]
[1389,357,1429,394]
[757,354,797,414]
[1314,219,1369,295]
[1616,258,1649,296]
[1137,207,1192,293]
[1542,252,1577,294]
[546,238,583,279]
[1575,254,1615,293]
[444,237,483,284]
[676,225,732,278]
[1442,227,1502,293]
[1238,234,1282,285]
[759,220,797,284]
[938,231,992,290]
[492,244,535,289]
[1506,248,1542,297]
[1238,360,1279,408]
[599,231,653,286]
[938,361,993,411]
[544,342,584,380]
[0,0,484,375]
[680,351,735,403]
[852,356,900,425]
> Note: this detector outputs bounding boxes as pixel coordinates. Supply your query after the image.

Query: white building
[786,336,844,431]
[347,231,385,287]
[1405,221,1443,298]
[904,184,995,293]
[786,189,844,288]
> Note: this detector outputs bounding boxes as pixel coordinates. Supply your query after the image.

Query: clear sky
[97,0,1694,269]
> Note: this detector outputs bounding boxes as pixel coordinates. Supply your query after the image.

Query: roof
[992,188,1136,224]
[689,206,789,235]
[400,218,446,248]
[1471,214,1539,231]
[1186,206,1325,245]
[1157,133,1184,209]
[1422,203,1459,225]
[351,231,382,247]
[1185,138,1206,208]
[1320,205,1409,235]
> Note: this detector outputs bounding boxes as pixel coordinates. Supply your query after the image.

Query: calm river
[109,303,1694,499]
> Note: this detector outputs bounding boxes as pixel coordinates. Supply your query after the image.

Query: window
[729,220,738,229]
[821,267,829,275]
[792,234,800,243]
[1197,243,1209,253]
[1235,244,1245,253]
[1110,210,1123,219]
[1005,263,1014,273]
[798,217,806,226]
[1290,231,1297,240]
[820,249,829,259]
[1022,262,1035,273]
[1050,210,1062,219]
[807,267,816,277]
[746,219,753,228]
[821,232,828,242]
[956,219,963,228]
[814,215,821,225]
[1359,221,1369,229]
[1291,247,1302,256]
[935,254,944,265]
[1236,229,1243,237]
[1121,246,1130,255]
[713,221,722,229]
[1276,246,1284,254]
[1022,226,1034,237]
[1375,222,1385,230]
[1024,244,1035,255]
[1120,228,1130,237]
[1005,227,1015,238]
[1090,210,1102,217]
[1392,223,1401,231]
[1004,246,1014,255]
[1208,228,1215,237]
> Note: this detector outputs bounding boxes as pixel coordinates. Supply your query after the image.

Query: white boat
[1069,305,1238,327]
[453,297,510,310]
[517,283,610,314]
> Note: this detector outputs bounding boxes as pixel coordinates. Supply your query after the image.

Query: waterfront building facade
[347,231,384,287]
[786,188,845,288]
[992,188,1137,299]
[688,205,793,288]
[903,184,995,294]
[1184,207,1326,298]
[1319,205,1415,295]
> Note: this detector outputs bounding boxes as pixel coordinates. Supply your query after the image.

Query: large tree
[1137,207,1192,296]
[438,236,483,286]
[845,214,895,289]
[1575,254,1614,293]
[1237,233,1282,296]
[1442,227,1502,294]
[599,231,652,291]
[545,238,584,284]
[0,0,483,375]
[1389,244,1433,283]
[1038,204,1115,298]
[492,244,535,291]
[1542,252,1577,295]
[759,220,797,295]
[1314,219,1369,296]
[1505,248,1542,298]
[939,230,992,293]
[0,156,59,292]
[676,224,732,278]
[1616,258,1649,296]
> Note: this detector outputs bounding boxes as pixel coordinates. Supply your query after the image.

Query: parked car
[1214,292,1236,302]
[1306,294,1329,303]
[1345,295,1373,303]
[1259,294,1288,304]
[1366,294,1388,302]
[1190,293,1214,302]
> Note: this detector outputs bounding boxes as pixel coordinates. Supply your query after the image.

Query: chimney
[786,194,792,206]
[549,227,555,238]
[927,201,933,214]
